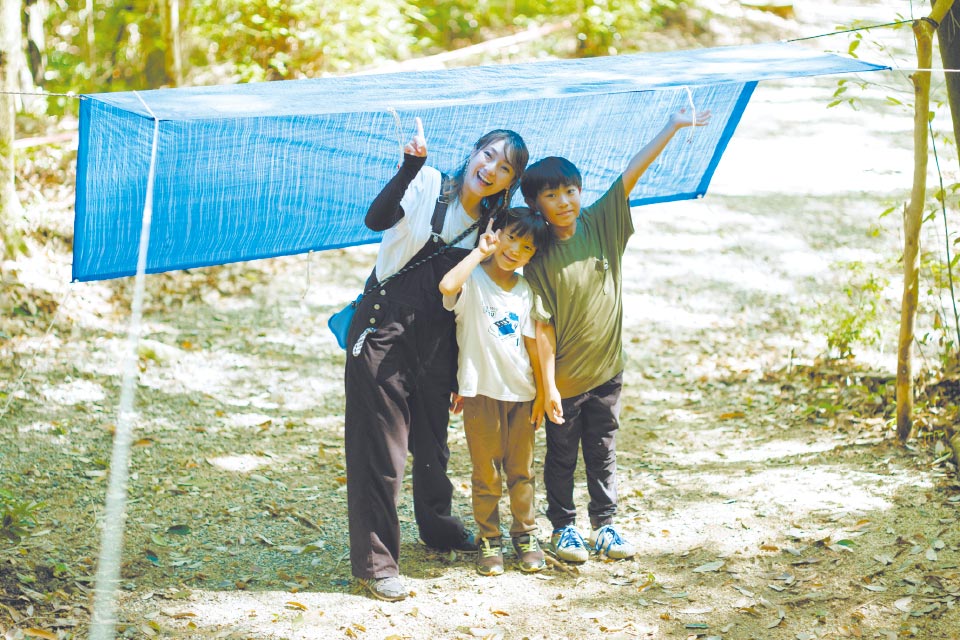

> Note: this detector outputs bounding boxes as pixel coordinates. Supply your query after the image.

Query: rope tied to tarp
[87,90,161,640]
[683,85,697,144]
[387,107,405,165]
[785,19,915,42]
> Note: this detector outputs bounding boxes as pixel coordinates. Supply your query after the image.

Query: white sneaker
[550,525,589,563]
[589,524,635,559]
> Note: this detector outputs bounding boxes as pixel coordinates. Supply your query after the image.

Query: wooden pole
[897,0,956,442]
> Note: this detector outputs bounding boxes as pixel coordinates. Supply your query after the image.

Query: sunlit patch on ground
[663,432,839,464]
[624,293,732,329]
[40,378,105,404]
[16,420,69,434]
[638,465,928,557]
[221,412,277,429]
[205,453,273,472]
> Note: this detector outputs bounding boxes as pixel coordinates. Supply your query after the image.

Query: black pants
[343,248,468,579]
[543,372,623,531]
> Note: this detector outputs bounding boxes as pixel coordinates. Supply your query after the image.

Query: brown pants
[463,395,538,540]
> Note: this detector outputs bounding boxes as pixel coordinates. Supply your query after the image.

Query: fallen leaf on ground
[692,560,724,573]
[765,609,785,628]
[894,597,913,613]
[719,411,745,420]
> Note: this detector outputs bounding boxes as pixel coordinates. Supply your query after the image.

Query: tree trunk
[897,0,956,442]
[937,1,960,164]
[163,0,182,86]
[84,0,94,73]
[19,0,45,115]
[24,0,44,85]
[0,0,26,260]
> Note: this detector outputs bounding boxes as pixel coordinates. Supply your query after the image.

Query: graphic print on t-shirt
[483,304,521,347]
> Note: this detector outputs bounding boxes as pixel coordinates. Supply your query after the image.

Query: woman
[344,118,528,601]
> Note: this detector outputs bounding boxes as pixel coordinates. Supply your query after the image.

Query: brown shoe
[477,538,504,576]
[512,534,546,573]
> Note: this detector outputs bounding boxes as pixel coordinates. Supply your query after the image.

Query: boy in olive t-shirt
[522,109,710,563]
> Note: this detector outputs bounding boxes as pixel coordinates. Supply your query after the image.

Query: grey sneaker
[589,524,636,559]
[512,534,546,573]
[549,525,589,563]
[359,576,409,602]
[477,538,504,576]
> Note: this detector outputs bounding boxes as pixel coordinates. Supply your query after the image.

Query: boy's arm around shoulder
[620,109,712,194]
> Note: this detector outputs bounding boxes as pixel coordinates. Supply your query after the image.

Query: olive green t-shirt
[524,178,633,398]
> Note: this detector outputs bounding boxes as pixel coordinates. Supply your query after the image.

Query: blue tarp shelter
[72,42,886,282]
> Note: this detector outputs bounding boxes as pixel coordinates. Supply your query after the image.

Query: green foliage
[409,0,707,56]
[921,242,960,368]
[818,261,888,359]
[36,0,709,112]
[188,0,417,81]
[827,78,870,111]
[0,488,43,544]
[45,0,169,96]
[825,17,960,374]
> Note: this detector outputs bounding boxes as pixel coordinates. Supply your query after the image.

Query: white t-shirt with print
[375,166,479,281]
[444,267,537,401]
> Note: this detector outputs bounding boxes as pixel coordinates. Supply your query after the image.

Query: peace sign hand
[476,218,500,257]
[403,117,427,157]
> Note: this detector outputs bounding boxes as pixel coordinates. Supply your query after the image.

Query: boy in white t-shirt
[439,207,556,576]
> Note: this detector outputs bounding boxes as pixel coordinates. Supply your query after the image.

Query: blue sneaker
[453,529,479,552]
[589,524,636,559]
[549,525,589,563]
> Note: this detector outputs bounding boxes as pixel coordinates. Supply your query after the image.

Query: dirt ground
[4,1,960,639]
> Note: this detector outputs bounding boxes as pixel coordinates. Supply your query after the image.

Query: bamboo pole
[897,0,956,442]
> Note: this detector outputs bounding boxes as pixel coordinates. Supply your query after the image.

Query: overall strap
[431,173,497,249]
[354,174,477,304]
[429,173,449,242]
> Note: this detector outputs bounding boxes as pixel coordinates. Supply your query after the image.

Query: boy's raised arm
[620,109,711,195]
[438,219,499,297]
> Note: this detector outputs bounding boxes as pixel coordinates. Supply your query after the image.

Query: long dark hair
[443,129,529,224]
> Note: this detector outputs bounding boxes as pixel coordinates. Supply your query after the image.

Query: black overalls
[343,194,474,580]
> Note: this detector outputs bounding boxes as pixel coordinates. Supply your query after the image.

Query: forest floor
[4,1,960,639]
